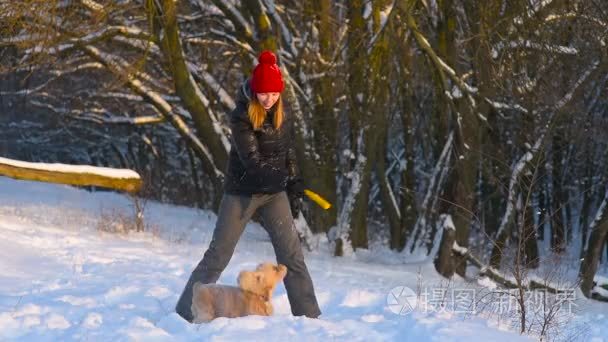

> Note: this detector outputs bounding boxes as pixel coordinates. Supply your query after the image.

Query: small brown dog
[190,262,287,323]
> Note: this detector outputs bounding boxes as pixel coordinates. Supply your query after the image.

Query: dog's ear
[255,272,265,285]
[238,270,257,290]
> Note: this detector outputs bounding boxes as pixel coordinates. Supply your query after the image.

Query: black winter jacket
[223,80,298,195]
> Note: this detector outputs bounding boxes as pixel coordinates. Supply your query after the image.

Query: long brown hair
[248,96,284,130]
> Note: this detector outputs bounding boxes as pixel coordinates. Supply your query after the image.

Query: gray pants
[175,191,321,322]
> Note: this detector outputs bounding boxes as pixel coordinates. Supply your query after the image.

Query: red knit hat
[250,50,284,93]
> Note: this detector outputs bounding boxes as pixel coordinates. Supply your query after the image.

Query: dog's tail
[191,282,202,322]
[192,282,202,297]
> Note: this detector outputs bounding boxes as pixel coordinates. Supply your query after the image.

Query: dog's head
[237,262,287,301]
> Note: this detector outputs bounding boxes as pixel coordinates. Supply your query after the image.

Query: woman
[175,50,322,322]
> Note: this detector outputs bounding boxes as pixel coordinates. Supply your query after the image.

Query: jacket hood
[236,78,253,107]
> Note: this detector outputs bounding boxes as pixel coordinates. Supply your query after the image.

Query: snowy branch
[280,65,314,159]
[553,61,599,111]
[452,242,566,293]
[406,132,454,253]
[209,28,255,55]
[190,64,235,111]
[208,0,254,42]
[263,0,297,58]
[493,60,599,241]
[405,7,528,116]
[583,189,608,252]
[80,44,225,180]
[494,40,578,56]
[332,129,368,256]
[545,12,608,29]
[367,0,397,54]
[80,0,104,14]
[29,100,165,126]
[494,143,541,240]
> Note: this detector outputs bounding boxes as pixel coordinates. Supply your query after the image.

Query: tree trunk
[433,0,454,158]
[334,0,391,255]
[579,152,593,258]
[522,191,540,268]
[399,153,417,250]
[441,0,479,276]
[353,0,392,250]
[448,152,477,276]
[396,30,416,251]
[537,179,547,241]
[303,0,337,234]
[344,0,368,253]
[517,110,540,269]
[376,126,401,248]
[154,0,229,208]
[334,0,370,255]
[604,235,608,264]
[551,132,566,253]
[434,216,456,278]
[580,190,608,297]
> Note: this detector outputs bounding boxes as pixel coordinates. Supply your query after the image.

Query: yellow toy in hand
[304,189,331,210]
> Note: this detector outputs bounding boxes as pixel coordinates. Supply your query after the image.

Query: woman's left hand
[286,177,305,219]
[286,177,306,198]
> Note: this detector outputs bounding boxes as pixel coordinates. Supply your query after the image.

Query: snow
[594,275,608,298]
[356,93,364,103]
[593,285,608,298]
[451,85,463,99]
[0,157,140,180]
[440,214,456,232]
[477,277,498,290]
[380,2,394,27]
[0,176,606,341]
[362,2,372,20]
[452,242,467,255]
[596,275,608,285]
[484,98,528,113]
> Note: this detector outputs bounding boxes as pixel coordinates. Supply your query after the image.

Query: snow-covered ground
[0,177,606,341]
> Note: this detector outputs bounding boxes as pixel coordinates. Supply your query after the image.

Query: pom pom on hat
[251,50,284,93]
[258,51,277,64]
